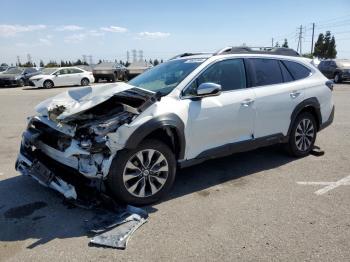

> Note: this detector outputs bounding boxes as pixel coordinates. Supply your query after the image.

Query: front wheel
[43,80,54,89]
[286,112,317,157]
[107,139,176,205]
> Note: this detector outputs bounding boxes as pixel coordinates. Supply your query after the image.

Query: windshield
[128,58,205,95]
[5,68,23,74]
[41,68,57,75]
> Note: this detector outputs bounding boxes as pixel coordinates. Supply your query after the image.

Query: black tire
[107,139,176,205]
[81,78,89,86]
[17,79,25,87]
[123,72,129,82]
[43,80,54,89]
[334,73,342,83]
[111,73,117,82]
[94,77,99,83]
[286,112,317,157]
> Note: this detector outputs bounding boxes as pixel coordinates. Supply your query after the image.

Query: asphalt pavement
[0,83,349,261]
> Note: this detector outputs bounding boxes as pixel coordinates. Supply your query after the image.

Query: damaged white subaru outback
[16,47,334,205]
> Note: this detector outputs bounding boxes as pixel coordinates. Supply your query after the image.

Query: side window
[282,60,311,80]
[279,61,293,82]
[249,58,283,86]
[183,59,246,96]
[58,69,69,75]
[69,68,83,74]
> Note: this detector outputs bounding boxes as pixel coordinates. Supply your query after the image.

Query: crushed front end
[15,85,159,200]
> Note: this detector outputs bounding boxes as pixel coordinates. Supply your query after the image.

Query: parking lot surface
[0,83,349,261]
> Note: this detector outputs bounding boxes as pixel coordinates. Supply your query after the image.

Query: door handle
[241,98,254,107]
[290,91,301,99]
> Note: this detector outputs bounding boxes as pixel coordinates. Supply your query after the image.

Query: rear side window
[282,60,311,80]
[249,58,283,86]
[279,61,293,82]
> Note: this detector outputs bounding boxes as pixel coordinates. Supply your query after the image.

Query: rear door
[246,58,308,138]
[69,68,84,85]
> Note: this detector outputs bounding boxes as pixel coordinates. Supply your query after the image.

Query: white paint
[297,175,350,195]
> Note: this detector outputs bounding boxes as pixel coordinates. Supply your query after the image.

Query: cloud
[137,31,170,39]
[100,26,128,33]
[56,25,84,31]
[39,38,52,46]
[63,31,103,44]
[0,24,47,37]
[64,33,86,43]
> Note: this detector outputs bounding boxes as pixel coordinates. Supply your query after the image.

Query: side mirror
[197,82,222,97]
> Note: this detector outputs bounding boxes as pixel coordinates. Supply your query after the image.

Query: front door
[183,59,256,159]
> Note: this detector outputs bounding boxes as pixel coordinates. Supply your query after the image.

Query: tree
[46,60,59,67]
[327,36,337,59]
[60,60,65,67]
[39,60,44,67]
[98,59,102,64]
[160,59,164,63]
[274,42,280,48]
[153,59,159,66]
[149,59,153,65]
[313,31,337,59]
[282,39,289,48]
[313,33,325,58]
[125,61,130,67]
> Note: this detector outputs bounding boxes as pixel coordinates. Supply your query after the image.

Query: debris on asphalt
[310,145,325,156]
[89,205,148,249]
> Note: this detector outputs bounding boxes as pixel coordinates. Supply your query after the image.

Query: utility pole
[272,38,274,47]
[311,22,315,55]
[297,25,303,55]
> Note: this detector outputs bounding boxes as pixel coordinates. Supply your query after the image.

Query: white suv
[16,47,334,205]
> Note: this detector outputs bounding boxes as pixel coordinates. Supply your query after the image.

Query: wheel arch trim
[124,113,186,160]
[288,97,322,136]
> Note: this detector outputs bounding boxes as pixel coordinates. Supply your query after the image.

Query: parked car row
[318,59,350,83]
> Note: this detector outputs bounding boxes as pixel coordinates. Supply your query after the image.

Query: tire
[107,139,176,205]
[43,80,54,89]
[17,79,25,87]
[94,77,99,83]
[286,112,317,157]
[123,72,129,82]
[111,73,117,82]
[81,78,89,86]
[334,73,342,83]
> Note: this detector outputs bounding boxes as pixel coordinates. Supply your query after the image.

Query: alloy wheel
[294,119,315,151]
[123,149,169,198]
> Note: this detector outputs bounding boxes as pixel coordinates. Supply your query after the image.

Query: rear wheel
[111,73,117,82]
[43,80,54,89]
[287,112,317,157]
[81,78,89,86]
[334,73,342,83]
[17,79,25,87]
[107,139,176,205]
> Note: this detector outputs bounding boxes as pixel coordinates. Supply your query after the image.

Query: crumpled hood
[35,82,135,121]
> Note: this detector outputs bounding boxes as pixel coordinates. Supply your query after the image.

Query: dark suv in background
[93,62,128,83]
[318,59,350,83]
[0,67,40,87]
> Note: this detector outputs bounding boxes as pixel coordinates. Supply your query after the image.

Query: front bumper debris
[89,205,148,249]
[16,151,77,199]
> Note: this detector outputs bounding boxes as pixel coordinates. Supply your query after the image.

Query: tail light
[326,80,333,91]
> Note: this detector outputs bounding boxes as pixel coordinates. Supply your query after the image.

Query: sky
[0,0,349,65]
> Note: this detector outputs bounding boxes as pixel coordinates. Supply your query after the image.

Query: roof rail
[169,52,212,60]
[214,46,300,57]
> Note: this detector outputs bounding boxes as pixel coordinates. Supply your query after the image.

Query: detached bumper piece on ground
[89,205,148,249]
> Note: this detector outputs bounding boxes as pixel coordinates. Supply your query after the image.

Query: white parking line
[297,175,350,195]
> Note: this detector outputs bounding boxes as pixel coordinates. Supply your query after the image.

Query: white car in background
[30,67,95,88]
